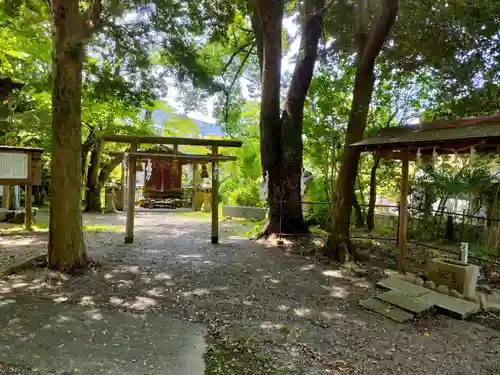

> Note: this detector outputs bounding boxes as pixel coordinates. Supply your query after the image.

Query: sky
[165,17,300,125]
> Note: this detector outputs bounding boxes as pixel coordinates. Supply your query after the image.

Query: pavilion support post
[25,184,32,230]
[192,162,198,211]
[125,143,137,243]
[211,146,219,244]
[2,185,9,209]
[398,154,410,273]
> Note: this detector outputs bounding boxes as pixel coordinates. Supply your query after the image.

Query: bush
[222,179,264,207]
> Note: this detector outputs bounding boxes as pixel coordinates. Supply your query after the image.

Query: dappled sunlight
[320,311,345,321]
[277,304,290,312]
[178,254,204,259]
[83,308,103,320]
[294,307,312,318]
[322,269,344,278]
[146,287,165,297]
[79,296,95,307]
[109,296,124,306]
[321,285,349,299]
[300,264,316,271]
[129,296,157,311]
[183,288,210,297]
[154,272,172,281]
[0,297,15,307]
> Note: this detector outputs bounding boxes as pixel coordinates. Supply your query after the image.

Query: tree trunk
[366,154,380,231]
[325,0,399,261]
[48,0,87,271]
[84,140,103,212]
[256,0,285,234]
[82,126,95,179]
[256,0,324,235]
[278,0,324,234]
[353,194,365,228]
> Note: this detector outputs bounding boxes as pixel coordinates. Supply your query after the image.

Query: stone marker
[377,290,434,314]
[427,258,479,297]
[359,297,414,323]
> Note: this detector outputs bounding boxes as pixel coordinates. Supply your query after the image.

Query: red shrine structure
[142,146,183,201]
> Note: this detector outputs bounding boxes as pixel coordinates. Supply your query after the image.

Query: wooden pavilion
[102,134,242,244]
[350,114,500,272]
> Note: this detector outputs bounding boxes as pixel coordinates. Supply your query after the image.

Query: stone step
[376,290,434,314]
[420,291,480,319]
[376,277,430,297]
[359,297,414,323]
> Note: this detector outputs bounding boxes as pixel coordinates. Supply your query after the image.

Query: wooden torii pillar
[398,152,410,273]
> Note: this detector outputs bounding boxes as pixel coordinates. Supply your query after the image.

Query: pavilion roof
[350,114,500,155]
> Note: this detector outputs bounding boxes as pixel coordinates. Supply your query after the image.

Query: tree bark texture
[353,194,365,228]
[84,139,103,212]
[366,154,380,231]
[326,0,399,261]
[48,0,87,270]
[256,0,285,234]
[256,0,324,235]
[278,0,325,234]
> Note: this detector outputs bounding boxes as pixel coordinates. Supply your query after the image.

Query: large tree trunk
[256,0,324,235]
[256,0,285,234]
[366,154,380,231]
[325,0,399,261]
[48,0,87,270]
[278,0,324,234]
[84,140,103,212]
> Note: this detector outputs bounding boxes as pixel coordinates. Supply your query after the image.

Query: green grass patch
[83,224,123,232]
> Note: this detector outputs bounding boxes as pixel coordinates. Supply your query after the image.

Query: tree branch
[223,44,255,131]
[359,0,399,74]
[220,40,255,78]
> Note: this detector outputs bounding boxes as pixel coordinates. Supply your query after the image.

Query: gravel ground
[1,211,500,374]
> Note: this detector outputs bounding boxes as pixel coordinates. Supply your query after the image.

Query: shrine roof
[350,114,500,154]
[141,145,186,155]
[0,145,44,152]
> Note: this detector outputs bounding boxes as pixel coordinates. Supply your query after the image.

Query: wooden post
[121,159,127,210]
[125,144,137,243]
[2,185,9,209]
[192,162,198,211]
[211,146,219,244]
[25,184,32,230]
[398,155,410,273]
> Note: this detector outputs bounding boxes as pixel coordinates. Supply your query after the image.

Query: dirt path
[1,211,500,374]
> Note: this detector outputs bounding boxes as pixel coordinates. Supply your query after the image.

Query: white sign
[0,152,28,180]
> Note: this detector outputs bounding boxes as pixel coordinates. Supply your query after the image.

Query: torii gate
[101,134,242,244]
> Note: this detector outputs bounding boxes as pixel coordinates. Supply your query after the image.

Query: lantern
[201,164,209,178]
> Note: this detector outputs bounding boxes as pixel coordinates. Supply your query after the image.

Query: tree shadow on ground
[1,213,500,374]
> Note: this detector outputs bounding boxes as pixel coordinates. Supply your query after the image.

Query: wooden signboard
[0,146,43,185]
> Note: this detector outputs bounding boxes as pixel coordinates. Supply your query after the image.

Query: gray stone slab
[376,277,430,297]
[377,290,434,314]
[359,297,414,323]
[421,291,480,319]
[0,296,205,374]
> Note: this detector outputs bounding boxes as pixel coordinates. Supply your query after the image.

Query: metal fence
[277,199,500,264]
